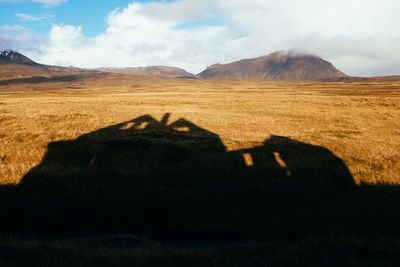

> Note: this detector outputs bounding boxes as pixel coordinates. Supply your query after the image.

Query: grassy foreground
[1,77,400,265]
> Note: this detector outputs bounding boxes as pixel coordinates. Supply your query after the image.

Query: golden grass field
[1,76,399,186]
[1,75,400,266]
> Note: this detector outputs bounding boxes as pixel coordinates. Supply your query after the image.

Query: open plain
[1,76,399,185]
[1,76,400,265]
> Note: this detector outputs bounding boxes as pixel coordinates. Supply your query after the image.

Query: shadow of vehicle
[1,113,400,243]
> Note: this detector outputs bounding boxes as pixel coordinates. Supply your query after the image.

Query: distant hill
[0,63,51,80]
[3,49,399,83]
[0,50,51,80]
[98,66,195,79]
[198,51,347,81]
[0,50,95,81]
[0,49,41,66]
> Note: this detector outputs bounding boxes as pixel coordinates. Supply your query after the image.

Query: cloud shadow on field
[1,113,400,244]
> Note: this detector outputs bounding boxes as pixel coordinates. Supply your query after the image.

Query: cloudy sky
[1,0,399,76]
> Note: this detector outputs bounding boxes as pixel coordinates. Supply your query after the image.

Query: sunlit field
[1,77,399,186]
[1,76,400,265]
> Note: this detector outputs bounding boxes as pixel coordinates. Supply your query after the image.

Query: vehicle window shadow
[1,113,400,243]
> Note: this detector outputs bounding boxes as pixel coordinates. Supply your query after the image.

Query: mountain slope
[0,50,51,80]
[0,50,103,81]
[99,66,195,79]
[0,49,41,66]
[0,64,51,80]
[198,51,347,81]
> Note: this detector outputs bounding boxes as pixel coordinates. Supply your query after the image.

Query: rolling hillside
[198,50,347,81]
[99,66,195,79]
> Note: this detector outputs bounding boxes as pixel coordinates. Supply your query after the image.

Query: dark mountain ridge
[6,49,394,82]
[0,50,96,80]
[198,51,347,81]
[0,49,40,66]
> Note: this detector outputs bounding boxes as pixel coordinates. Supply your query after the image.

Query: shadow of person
[2,113,400,243]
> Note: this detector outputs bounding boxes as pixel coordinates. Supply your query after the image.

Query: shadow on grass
[0,75,81,85]
[0,72,110,86]
[1,113,400,244]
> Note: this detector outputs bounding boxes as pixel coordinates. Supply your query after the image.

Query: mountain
[0,49,52,80]
[0,49,40,66]
[0,50,195,80]
[0,50,94,81]
[6,49,393,83]
[98,66,195,79]
[198,51,347,81]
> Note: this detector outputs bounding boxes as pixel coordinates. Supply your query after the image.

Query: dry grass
[1,77,399,186]
[1,76,400,265]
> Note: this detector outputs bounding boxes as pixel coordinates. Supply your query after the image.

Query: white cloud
[33,0,67,5]
[0,24,39,50]
[27,1,229,72]
[15,13,53,21]
[0,35,17,49]
[0,32,42,50]
[25,0,400,76]
[0,25,30,31]
[0,0,67,7]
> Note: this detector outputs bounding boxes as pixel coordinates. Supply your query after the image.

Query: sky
[1,0,400,76]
